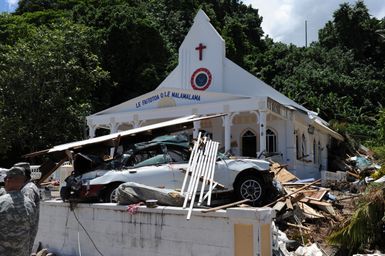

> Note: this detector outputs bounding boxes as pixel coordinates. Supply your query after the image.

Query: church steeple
[178,9,225,92]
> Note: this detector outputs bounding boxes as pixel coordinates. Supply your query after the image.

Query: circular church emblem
[191,68,212,90]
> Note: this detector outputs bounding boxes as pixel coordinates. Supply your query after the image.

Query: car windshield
[96,137,190,170]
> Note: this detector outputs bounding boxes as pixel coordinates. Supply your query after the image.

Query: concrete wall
[36,201,275,256]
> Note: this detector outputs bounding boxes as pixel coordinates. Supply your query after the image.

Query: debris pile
[269,154,384,255]
[327,144,383,191]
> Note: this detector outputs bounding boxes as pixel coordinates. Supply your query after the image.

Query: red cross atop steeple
[195,43,206,61]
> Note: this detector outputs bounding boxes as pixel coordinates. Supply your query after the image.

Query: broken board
[270,162,298,183]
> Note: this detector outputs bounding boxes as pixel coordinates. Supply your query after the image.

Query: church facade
[86,10,343,179]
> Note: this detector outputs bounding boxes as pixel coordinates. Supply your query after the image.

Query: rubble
[268,142,385,256]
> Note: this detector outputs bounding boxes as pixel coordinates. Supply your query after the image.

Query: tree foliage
[327,183,385,253]
[0,0,384,165]
[0,19,108,164]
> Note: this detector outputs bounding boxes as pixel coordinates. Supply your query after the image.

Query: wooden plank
[302,189,328,201]
[299,198,332,206]
[23,149,50,158]
[201,199,250,213]
[270,162,298,183]
[347,171,360,179]
[299,188,330,193]
[317,204,336,215]
[275,164,288,175]
[298,202,324,218]
[282,181,321,186]
[37,158,67,185]
[290,193,305,204]
[263,179,321,207]
[273,201,286,212]
[285,198,293,210]
[287,222,311,231]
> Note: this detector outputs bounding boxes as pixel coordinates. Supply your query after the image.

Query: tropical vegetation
[0,0,384,166]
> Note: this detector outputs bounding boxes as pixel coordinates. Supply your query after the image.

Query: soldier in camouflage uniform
[0,187,5,196]
[0,168,7,196]
[0,167,36,256]
[14,162,40,253]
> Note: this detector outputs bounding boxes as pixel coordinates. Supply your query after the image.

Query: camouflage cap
[13,162,31,173]
[13,162,31,180]
[6,167,25,178]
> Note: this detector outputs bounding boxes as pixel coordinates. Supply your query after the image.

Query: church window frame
[266,128,277,154]
[296,134,300,159]
[241,129,257,158]
[301,133,307,159]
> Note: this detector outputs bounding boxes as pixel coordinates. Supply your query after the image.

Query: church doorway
[242,130,257,157]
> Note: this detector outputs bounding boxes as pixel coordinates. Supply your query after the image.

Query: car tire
[102,183,122,203]
[60,186,70,202]
[234,175,266,206]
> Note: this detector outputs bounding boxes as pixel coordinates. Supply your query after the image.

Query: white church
[86,10,343,179]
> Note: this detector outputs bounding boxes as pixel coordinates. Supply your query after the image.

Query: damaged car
[61,134,277,206]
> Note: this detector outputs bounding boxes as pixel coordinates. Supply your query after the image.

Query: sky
[1,0,385,46]
[244,0,385,46]
[0,0,17,13]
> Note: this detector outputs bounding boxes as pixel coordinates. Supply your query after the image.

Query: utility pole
[305,20,308,47]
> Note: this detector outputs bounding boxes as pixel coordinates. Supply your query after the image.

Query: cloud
[6,0,18,11]
[244,0,385,46]
[7,0,18,4]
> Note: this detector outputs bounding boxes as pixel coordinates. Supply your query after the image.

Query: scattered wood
[201,199,250,213]
[273,201,286,212]
[275,164,288,175]
[290,193,306,204]
[298,202,324,219]
[263,179,321,207]
[285,198,293,210]
[316,204,336,215]
[270,162,298,183]
[347,171,360,179]
[283,181,321,186]
[287,222,311,231]
[299,198,332,207]
[302,189,328,201]
[336,194,361,201]
[273,147,383,253]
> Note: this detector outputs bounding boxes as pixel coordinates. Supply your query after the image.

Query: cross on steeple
[195,43,206,61]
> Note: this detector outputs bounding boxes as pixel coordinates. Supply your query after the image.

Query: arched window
[266,129,277,153]
[301,133,307,158]
[242,130,256,157]
[296,134,300,159]
[318,141,322,165]
[313,139,317,163]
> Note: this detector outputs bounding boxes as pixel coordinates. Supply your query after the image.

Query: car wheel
[60,186,70,202]
[102,183,122,203]
[234,175,265,206]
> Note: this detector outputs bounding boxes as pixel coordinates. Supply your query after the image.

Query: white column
[259,111,267,156]
[132,120,143,129]
[109,118,119,134]
[193,121,201,138]
[109,118,119,157]
[132,114,142,129]
[87,119,96,138]
[285,112,296,174]
[223,115,231,153]
[88,125,96,138]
